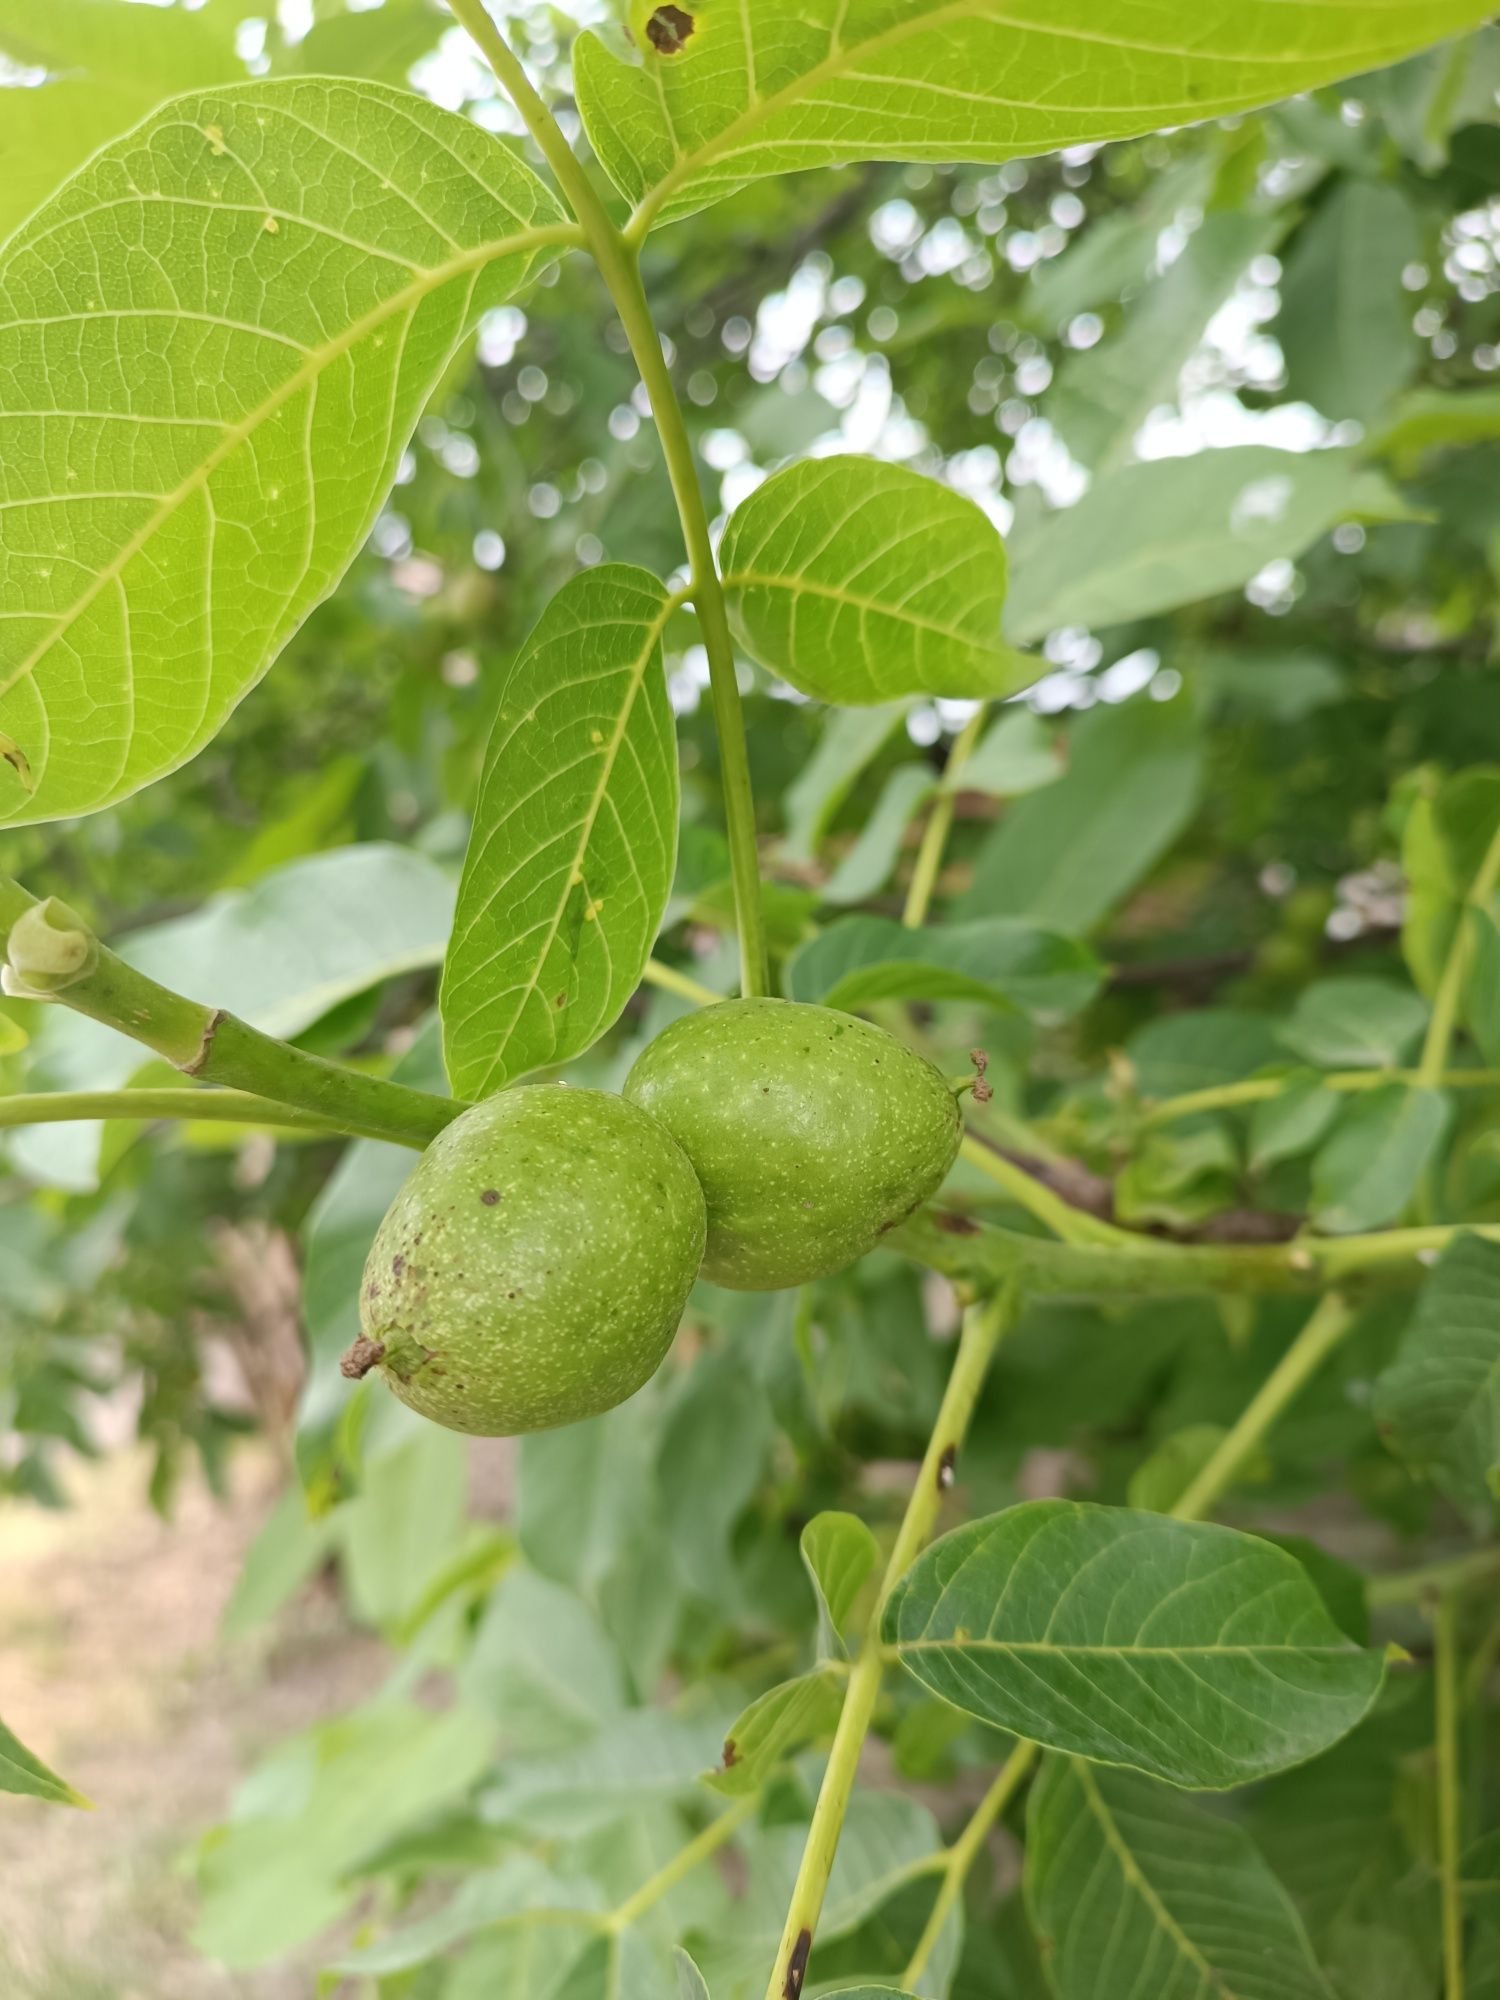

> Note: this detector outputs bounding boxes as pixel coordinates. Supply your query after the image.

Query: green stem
[445,0,770,999]
[1420,814,1500,1090]
[1172,1292,1356,1521]
[1435,1588,1467,2000]
[762,1282,1019,2000]
[1143,1066,1500,1127]
[0,876,460,1149]
[0,1087,385,1140]
[606,1791,759,1933]
[902,707,986,928]
[901,1739,1038,1987]
[958,1134,1128,1250]
[1366,1546,1500,1611]
[641,957,725,1010]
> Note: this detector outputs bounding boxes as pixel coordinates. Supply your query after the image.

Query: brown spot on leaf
[340,1335,385,1380]
[646,4,694,53]
[480,1189,501,1206]
[721,1737,739,1768]
[0,732,33,792]
[784,1929,812,2000]
[933,1209,979,1236]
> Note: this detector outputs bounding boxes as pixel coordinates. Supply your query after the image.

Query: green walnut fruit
[347,1086,706,1435]
[623,998,961,1290]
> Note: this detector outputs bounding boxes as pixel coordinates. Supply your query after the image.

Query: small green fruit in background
[623,998,962,1290]
[348,1086,706,1435]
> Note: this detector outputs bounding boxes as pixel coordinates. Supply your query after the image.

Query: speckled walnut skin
[623,998,962,1290]
[358,1085,706,1435]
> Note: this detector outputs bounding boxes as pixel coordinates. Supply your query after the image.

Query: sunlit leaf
[802,1509,882,1657]
[576,0,1492,230]
[720,458,1029,704]
[440,566,678,1098]
[0,78,569,825]
[1025,1757,1334,2000]
[885,1500,1384,1789]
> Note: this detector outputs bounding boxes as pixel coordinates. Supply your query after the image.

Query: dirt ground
[0,1445,388,2000]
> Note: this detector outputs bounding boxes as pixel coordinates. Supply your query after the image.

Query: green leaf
[1374,1230,1500,1509]
[1005,447,1412,642]
[1051,209,1282,470]
[0,0,240,241]
[0,1714,90,1807]
[884,1500,1384,1789]
[1465,905,1500,1067]
[675,1947,712,2000]
[1277,181,1422,424]
[460,1568,627,1754]
[960,696,1203,934]
[221,1482,343,1642]
[1279,977,1430,1070]
[1370,386,1500,466]
[823,766,936,906]
[574,1,1492,231]
[802,1509,882,1657]
[705,1670,845,1795]
[786,916,1103,1022]
[720,458,1029,705]
[1024,1757,1334,2000]
[330,1855,595,1976]
[1115,1124,1240,1231]
[954,708,1061,799]
[1310,1085,1452,1233]
[440,566,678,1097]
[783,702,914,862]
[0,77,568,827]
[1249,1073,1342,1173]
[1129,1010,1282,1099]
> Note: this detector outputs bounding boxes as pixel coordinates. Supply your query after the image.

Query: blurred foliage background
[2,2,1500,1995]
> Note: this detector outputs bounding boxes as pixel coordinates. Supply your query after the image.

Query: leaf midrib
[0,216,580,715]
[896,1635,1354,1657]
[721,566,998,652]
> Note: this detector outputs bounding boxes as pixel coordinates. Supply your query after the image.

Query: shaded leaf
[1249,1073,1342,1173]
[720,458,1028,704]
[1005,447,1412,642]
[884,1500,1384,1789]
[1278,180,1422,424]
[0,78,567,826]
[1279,978,1429,1070]
[960,695,1203,934]
[1025,1756,1334,2000]
[823,766,936,907]
[783,702,914,862]
[1311,1085,1452,1233]
[786,916,1103,1022]
[1374,1230,1500,1509]
[954,708,1061,798]
[440,566,677,1097]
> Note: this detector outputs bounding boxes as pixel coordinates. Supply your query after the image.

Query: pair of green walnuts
[352,1000,962,1436]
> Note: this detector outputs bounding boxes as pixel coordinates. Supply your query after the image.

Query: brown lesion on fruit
[480,1189,501,1206]
[784,1928,812,2000]
[391,1253,405,1275]
[340,1335,386,1380]
[646,4,694,54]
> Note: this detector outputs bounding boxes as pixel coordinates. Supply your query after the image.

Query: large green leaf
[884,1500,1384,1789]
[959,695,1203,933]
[575,0,1492,231]
[1375,1231,1500,1509]
[1051,208,1282,471]
[1279,977,1429,1070]
[720,457,1030,704]
[1310,1084,1452,1233]
[786,914,1103,1021]
[0,77,569,826]
[1025,1757,1334,2000]
[440,567,678,1098]
[0,0,241,241]
[0,1714,89,1807]
[1005,447,1411,642]
[1277,180,1422,424]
